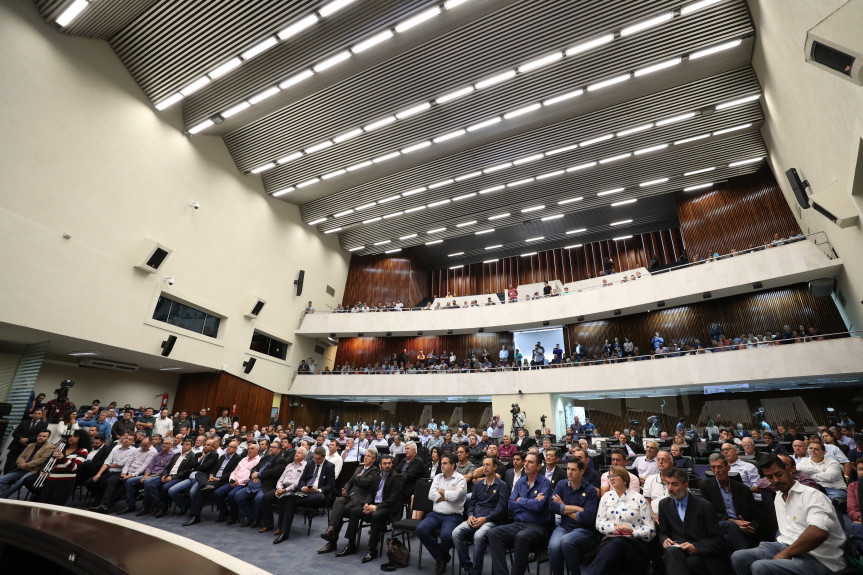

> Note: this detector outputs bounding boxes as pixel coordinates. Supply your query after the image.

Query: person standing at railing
[507,284,518,303]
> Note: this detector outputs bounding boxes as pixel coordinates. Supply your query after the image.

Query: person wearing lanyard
[548,458,599,575]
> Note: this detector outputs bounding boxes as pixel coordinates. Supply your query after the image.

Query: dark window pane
[153,296,219,338]
[202,315,220,338]
[250,331,269,354]
[152,296,172,322]
[250,330,287,360]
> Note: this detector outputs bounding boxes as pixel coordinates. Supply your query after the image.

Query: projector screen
[512,327,566,363]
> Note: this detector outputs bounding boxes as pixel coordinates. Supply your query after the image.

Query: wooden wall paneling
[677,167,801,259]
[334,332,516,368]
[344,252,430,308]
[174,372,274,430]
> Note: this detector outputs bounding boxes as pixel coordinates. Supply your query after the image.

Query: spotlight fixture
[613,309,622,316]
[358,332,364,337]
[703,292,712,299]
[752,281,763,289]
[479,328,485,333]
[542,321,550,326]
[417,331,423,336]
[657,301,666,308]
[577,316,584,322]
[329,333,336,338]
[447,329,453,335]
[386,331,392,337]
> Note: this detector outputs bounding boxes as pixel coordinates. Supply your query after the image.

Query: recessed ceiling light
[396,102,431,119]
[546,143,579,156]
[634,143,669,155]
[324,227,342,234]
[580,134,614,147]
[364,115,397,131]
[448,252,464,257]
[297,178,320,188]
[518,51,564,73]
[180,76,212,97]
[564,244,583,249]
[485,244,503,250]
[272,187,295,197]
[188,119,214,134]
[279,69,314,89]
[544,89,584,106]
[587,73,631,91]
[379,195,401,204]
[456,220,477,228]
[449,264,464,269]
[656,112,696,126]
[488,213,510,220]
[251,162,276,174]
[222,101,252,118]
[313,50,351,72]
[346,160,373,171]
[714,123,753,135]
[429,179,454,189]
[428,199,450,208]
[617,123,653,137]
[348,245,365,251]
[55,0,90,27]
[690,38,743,59]
[599,153,631,164]
[565,34,614,56]
[475,70,517,89]
[541,214,564,221]
[639,177,669,187]
[395,6,441,33]
[400,233,418,240]
[610,219,633,226]
[436,86,475,104]
[482,259,498,263]
[405,205,426,213]
[484,162,512,174]
[558,196,583,205]
[634,57,681,76]
[613,235,634,240]
[308,217,327,225]
[566,228,587,235]
[521,205,544,213]
[402,141,432,154]
[363,217,382,224]
[453,192,477,201]
[155,93,184,111]
[475,229,494,235]
[68,351,101,357]
[374,240,391,246]
[319,0,358,17]
[620,12,673,36]
[508,178,534,188]
[674,134,710,145]
[372,151,400,163]
[611,199,637,206]
[597,187,625,197]
[525,236,544,242]
[321,169,347,179]
[729,157,763,167]
[356,202,377,210]
[433,129,466,143]
[479,185,506,195]
[513,154,544,166]
[466,117,501,132]
[567,161,597,172]
[684,167,715,176]
[382,212,403,219]
[684,183,714,191]
[428,227,446,234]
[351,29,394,53]
[503,103,541,119]
[538,170,566,180]
[681,0,726,15]
[333,128,363,143]
[426,239,443,245]
[385,248,401,254]
[715,94,761,110]
[521,252,537,257]
[455,171,482,181]
[402,187,426,197]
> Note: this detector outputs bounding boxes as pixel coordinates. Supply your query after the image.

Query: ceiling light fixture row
[344,155,764,253]
[312,117,758,228]
[208,0,736,149]
[264,37,750,188]
[155,0,361,111]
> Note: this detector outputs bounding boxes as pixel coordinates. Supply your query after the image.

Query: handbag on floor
[385,536,409,568]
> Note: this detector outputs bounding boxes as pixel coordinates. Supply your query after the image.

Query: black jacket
[343,465,381,505]
[209,452,241,486]
[92,440,117,469]
[257,453,289,492]
[658,494,728,575]
[542,465,567,491]
[297,459,336,496]
[699,476,759,528]
[11,419,48,448]
[368,471,406,521]
[514,437,535,450]
[398,456,427,500]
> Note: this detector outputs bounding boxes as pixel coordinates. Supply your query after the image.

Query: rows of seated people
[327,231,808,314]
[314,321,831,375]
[3,402,859,575]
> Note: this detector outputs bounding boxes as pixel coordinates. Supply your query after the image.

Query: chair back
[411,478,434,514]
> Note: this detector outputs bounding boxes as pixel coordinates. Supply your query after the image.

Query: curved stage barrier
[0,500,272,575]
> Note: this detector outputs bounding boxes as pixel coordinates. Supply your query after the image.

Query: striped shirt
[48,448,88,481]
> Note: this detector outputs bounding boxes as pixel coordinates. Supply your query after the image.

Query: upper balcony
[296,237,842,338]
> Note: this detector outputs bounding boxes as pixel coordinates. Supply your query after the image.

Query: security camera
[164,276,175,285]
[189,201,200,209]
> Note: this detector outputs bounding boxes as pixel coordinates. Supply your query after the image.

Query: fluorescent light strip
[324,227,342,234]
[456,220,477,228]
[402,141,432,154]
[427,199,450,208]
[538,170,566,180]
[297,178,320,188]
[426,239,443,245]
[372,151,400,163]
[488,213,509,220]
[521,205,545,213]
[681,0,727,15]
[450,264,464,269]
[428,228,446,234]
[617,123,653,137]
[684,183,714,191]
[567,161,597,172]
[385,248,401,254]
[334,209,354,217]
[485,245,503,250]
[634,143,669,155]
[433,129,466,143]
[351,29,394,53]
[684,167,715,176]
[475,70,517,89]
[525,236,544,242]
[639,177,669,187]
[484,162,512,174]
[620,12,673,36]
[455,171,482,181]
[611,199,637,207]
[428,179,454,189]
[483,259,498,263]
[503,103,542,119]
[248,86,280,104]
[541,214,564,221]
[690,38,742,59]
[587,73,631,91]
[55,0,89,27]
[209,58,243,79]
[613,235,634,241]
[279,69,314,89]
[405,206,426,213]
[155,93,184,111]
[480,185,505,194]
[565,34,614,56]
[713,123,752,135]
[374,240,391,246]
[383,212,403,219]
[453,192,477,201]
[508,178,534,188]
[558,196,583,205]
[547,144,579,156]
[521,252,537,257]
[519,51,564,73]
[363,217,382,224]
[334,128,363,143]
[348,245,365,251]
[597,187,625,197]
[402,188,425,198]
[364,116,397,131]
[599,153,631,164]
[449,252,464,257]
[564,244,583,249]
[674,133,710,145]
[346,160,372,171]
[467,117,502,132]
[305,140,333,154]
[314,50,351,72]
[251,163,276,174]
[400,233,418,240]
[580,134,614,147]
[566,228,587,235]
[476,229,494,235]
[356,202,376,211]
[379,195,401,203]
[180,76,211,97]
[610,219,633,226]
[729,157,763,167]
[272,187,295,197]
[222,101,252,118]
[319,0,358,17]
[715,94,761,110]
[396,102,431,119]
[308,218,327,225]
[188,119,214,135]
[437,86,475,104]
[241,37,278,60]
[544,89,584,106]
[395,6,441,33]
[277,14,319,40]
[634,57,681,76]
[656,112,696,126]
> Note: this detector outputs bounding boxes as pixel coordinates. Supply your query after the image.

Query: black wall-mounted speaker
[294,270,305,296]
[161,335,177,357]
[243,357,256,374]
[785,168,810,209]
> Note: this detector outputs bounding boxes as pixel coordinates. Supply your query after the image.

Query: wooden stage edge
[0,499,272,575]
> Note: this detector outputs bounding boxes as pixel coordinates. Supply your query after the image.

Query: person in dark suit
[618,434,644,457]
[5,409,48,473]
[398,441,427,505]
[345,454,406,563]
[540,447,567,491]
[273,446,336,543]
[504,452,525,491]
[75,434,115,485]
[165,438,220,515]
[319,448,380,554]
[236,440,288,530]
[700,454,759,551]
[181,440,240,523]
[658,468,728,575]
[514,428,535,450]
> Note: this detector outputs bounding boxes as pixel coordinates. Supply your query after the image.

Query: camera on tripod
[510,403,520,415]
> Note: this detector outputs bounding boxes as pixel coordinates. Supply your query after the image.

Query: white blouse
[595,488,656,541]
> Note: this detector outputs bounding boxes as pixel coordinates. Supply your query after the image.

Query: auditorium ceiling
[36,0,768,267]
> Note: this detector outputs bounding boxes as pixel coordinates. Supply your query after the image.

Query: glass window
[250,330,287,360]
[152,296,220,338]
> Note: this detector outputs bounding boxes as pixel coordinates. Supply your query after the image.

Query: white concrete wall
[0,2,351,392]
[749,0,863,330]
[298,239,841,336]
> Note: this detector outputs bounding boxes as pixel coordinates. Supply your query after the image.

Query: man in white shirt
[153,409,173,439]
[795,442,846,501]
[416,453,467,575]
[325,440,343,479]
[633,441,660,484]
[731,456,846,575]
[643,449,674,521]
[722,443,761,500]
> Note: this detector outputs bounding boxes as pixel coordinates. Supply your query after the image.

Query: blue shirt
[467,476,509,523]
[374,471,388,504]
[510,473,552,524]
[717,479,737,519]
[674,493,689,522]
[552,479,599,531]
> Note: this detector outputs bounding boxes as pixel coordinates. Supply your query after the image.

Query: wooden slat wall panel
[565,284,845,360]
[174,372,274,430]
[429,229,683,297]
[335,333,514,368]
[342,251,429,308]
[677,166,801,259]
